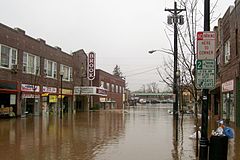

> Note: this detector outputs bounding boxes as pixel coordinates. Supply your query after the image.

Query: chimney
[14,27,25,35]
[55,46,62,51]
[37,38,46,44]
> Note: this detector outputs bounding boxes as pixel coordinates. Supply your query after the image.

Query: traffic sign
[197,31,215,60]
[196,59,215,89]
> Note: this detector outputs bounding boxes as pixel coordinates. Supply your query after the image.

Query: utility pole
[165,2,185,141]
[199,0,210,159]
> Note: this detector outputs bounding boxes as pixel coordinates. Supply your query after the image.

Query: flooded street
[0,104,239,160]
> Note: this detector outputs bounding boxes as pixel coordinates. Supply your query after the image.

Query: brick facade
[213,1,240,127]
[93,69,125,109]
[0,23,88,116]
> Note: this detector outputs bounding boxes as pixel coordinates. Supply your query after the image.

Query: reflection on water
[0,104,239,160]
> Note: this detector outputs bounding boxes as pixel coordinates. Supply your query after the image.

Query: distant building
[92,69,125,109]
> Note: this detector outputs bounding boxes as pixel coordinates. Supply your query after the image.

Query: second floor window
[23,52,40,75]
[0,44,17,68]
[111,84,115,92]
[44,59,57,78]
[224,39,230,64]
[100,81,105,88]
[60,64,72,81]
[106,83,110,90]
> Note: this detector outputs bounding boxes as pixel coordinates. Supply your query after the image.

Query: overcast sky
[0,0,235,91]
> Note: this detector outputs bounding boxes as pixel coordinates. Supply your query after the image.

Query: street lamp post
[60,71,64,119]
[199,0,210,159]
[165,2,185,141]
[149,2,185,141]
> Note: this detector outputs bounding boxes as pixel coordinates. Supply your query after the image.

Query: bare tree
[156,0,219,157]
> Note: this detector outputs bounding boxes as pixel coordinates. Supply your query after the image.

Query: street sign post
[196,59,215,89]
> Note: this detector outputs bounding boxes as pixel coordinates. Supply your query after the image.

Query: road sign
[197,31,215,60]
[196,59,215,89]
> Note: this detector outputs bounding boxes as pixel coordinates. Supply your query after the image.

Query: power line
[126,67,160,77]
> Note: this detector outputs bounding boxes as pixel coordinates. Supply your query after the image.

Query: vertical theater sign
[87,52,96,81]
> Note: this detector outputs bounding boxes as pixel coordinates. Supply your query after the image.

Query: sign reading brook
[87,52,96,80]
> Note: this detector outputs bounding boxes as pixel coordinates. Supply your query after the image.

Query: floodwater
[0,104,239,160]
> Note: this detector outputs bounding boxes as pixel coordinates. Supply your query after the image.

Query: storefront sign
[42,93,49,97]
[59,89,73,95]
[22,93,40,98]
[0,81,18,90]
[49,95,57,103]
[96,87,107,96]
[74,86,107,96]
[222,80,234,92]
[21,84,40,92]
[100,97,106,102]
[43,86,57,93]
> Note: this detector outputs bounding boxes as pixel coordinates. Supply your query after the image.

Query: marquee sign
[87,52,96,80]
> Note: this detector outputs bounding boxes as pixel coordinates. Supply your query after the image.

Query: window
[120,86,122,93]
[224,39,230,64]
[216,55,220,74]
[23,52,40,75]
[100,81,105,88]
[111,84,115,92]
[222,92,235,122]
[106,83,110,90]
[116,85,119,93]
[44,59,57,78]
[0,44,17,68]
[236,29,238,55]
[60,64,72,81]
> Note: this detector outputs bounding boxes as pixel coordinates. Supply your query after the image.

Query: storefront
[21,83,40,116]
[59,88,73,114]
[74,86,107,110]
[222,80,235,124]
[99,98,116,109]
[0,80,19,117]
[42,86,58,115]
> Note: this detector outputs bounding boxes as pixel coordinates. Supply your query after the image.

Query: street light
[60,71,64,119]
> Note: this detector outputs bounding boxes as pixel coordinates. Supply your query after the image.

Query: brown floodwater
[0,104,239,160]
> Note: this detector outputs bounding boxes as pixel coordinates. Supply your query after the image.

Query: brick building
[212,1,240,127]
[0,23,89,117]
[92,69,125,109]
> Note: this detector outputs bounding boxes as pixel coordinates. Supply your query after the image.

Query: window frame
[44,59,57,79]
[60,64,72,81]
[22,52,40,75]
[224,39,230,64]
[0,44,18,69]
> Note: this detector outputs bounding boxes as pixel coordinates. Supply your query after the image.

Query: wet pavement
[0,104,239,160]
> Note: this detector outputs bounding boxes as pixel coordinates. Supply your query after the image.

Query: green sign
[196,60,215,89]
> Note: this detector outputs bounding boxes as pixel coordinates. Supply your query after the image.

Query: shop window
[60,64,72,81]
[23,52,40,75]
[44,59,57,79]
[0,44,17,68]
[222,92,235,122]
[223,39,230,64]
